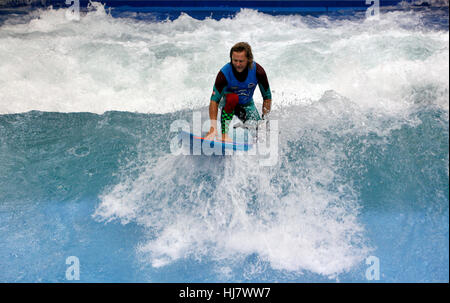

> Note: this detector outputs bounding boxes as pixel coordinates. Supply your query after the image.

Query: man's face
[231,51,248,73]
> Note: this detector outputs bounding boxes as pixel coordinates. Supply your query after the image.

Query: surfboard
[178,130,253,153]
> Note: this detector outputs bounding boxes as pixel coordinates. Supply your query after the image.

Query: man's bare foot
[221,133,233,142]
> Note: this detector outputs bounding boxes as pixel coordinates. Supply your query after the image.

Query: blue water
[0,2,448,282]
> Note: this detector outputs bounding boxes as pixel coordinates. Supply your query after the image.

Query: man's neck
[231,64,249,82]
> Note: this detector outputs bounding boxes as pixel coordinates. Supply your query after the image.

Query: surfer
[204,42,272,142]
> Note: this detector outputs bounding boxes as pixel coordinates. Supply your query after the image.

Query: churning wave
[0,3,448,282]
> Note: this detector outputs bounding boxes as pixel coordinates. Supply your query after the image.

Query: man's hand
[205,126,217,141]
[262,99,271,118]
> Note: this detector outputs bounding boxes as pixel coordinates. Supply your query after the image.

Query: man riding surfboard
[205,42,272,142]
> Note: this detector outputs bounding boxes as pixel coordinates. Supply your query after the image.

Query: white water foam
[0,4,448,115]
[93,100,378,278]
[94,152,370,278]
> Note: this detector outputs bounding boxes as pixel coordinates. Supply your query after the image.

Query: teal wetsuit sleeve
[210,71,227,103]
[258,82,272,100]
[255,63,272,100]
[211,85,225,103]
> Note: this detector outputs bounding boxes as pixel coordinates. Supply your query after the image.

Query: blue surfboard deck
[178,130,253,153]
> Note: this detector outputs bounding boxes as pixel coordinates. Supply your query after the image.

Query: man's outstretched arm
[256,63,272,119]
[205,100,219,140]
[206,71,227,140]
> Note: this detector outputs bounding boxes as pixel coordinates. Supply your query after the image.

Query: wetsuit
[210,62,272,134]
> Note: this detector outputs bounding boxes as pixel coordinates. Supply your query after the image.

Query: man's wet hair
[230,42,254,67]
